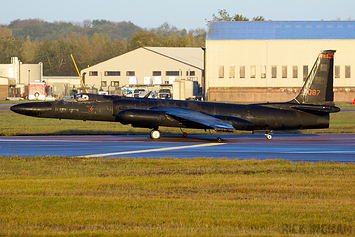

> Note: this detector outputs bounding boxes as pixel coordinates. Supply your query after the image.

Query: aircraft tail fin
[292,50,336,105]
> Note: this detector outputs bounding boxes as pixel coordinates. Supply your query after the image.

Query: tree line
[0,19,206,76]
[0,10,263,76]
[211,9,265,21]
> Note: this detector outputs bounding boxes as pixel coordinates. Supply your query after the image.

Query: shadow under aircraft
[11,50,340,142]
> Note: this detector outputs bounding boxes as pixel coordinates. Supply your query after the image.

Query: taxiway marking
[81,143,225,158]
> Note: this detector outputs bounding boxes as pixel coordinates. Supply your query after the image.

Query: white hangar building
[205,21,355,102]
[80,47,204,94]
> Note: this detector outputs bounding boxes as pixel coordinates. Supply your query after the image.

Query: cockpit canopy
[63,93,93,102]
[62,93,121,102]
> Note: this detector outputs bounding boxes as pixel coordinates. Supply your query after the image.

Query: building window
[218,66,224,78]
[250,66,256,78]
[240,66,245,78]
[229,65,235,79]
[271,66,277,78]
[282,66,287,78]
[166,71,179,76]
[335,65,340,78]
[126,71,135,76]
[303,65,308,82]
[293,66,298,78]
[111,81,119,87]
[89,71,98,76]
[261,65,266,78]
[186,71,195,76]
[345,66,351,78]
[101,81,107,87]
[105,71,120,76]
[153,71,161,76]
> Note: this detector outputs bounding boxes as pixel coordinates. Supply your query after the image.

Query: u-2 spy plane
[11,50,340,142]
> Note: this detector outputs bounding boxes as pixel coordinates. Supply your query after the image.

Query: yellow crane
[71,54,88,93]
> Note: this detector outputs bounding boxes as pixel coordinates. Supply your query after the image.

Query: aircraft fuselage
[13,96,330,132]
[10,50,340,140]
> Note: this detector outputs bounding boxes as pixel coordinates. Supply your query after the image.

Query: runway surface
[0,133,354,162]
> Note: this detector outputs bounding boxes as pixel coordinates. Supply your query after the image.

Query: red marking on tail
[319,54,334,59]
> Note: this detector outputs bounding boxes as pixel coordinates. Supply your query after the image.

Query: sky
[1,0,354,30]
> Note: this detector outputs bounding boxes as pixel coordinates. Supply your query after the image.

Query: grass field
[1,157,354,236]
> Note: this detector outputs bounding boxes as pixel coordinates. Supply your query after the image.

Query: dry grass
[0,157,354,236]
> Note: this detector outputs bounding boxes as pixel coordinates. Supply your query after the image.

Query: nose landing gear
[253,130,273,140]
[265,134,272,140]
[150,129,161,140]
[150,128,223,142]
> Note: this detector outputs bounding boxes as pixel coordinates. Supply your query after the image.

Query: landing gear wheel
[266,134,272,140]
[208,129,223,142]
[180,128,187,137]
[150,129,161,140]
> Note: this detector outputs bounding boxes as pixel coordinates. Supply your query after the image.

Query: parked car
[158,89,171,99]
[133,89,148,98]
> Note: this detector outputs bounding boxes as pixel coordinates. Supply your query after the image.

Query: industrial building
[0,57,80,100]
[42,76,80,98]
[0,57,42,99]
[205,21,355,102]
[80,47,204,99]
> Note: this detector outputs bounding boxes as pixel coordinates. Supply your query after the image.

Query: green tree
[35,38,74,76]
[55,38,76,75]
[22,36,39,63]
[35,39,55,75]
[211,9,265,22]
[22,24,44,39]
[212,9,233,21]
[92,19,112,27]
[129,31,161,50]
[253,16,265,21]
[71,34,93,69]
[110,38,129,58]
[232,14,249,21]
[0,27,24,63]
[4,19,207,76]
[90,33,116,64]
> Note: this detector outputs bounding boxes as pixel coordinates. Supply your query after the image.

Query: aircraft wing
[151,108,235,132]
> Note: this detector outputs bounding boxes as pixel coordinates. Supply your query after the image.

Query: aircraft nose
[11,102,53,116]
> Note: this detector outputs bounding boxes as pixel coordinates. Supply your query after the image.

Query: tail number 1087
[307,89,321,96]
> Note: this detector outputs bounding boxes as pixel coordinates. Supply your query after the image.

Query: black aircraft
[11,50,340,142]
